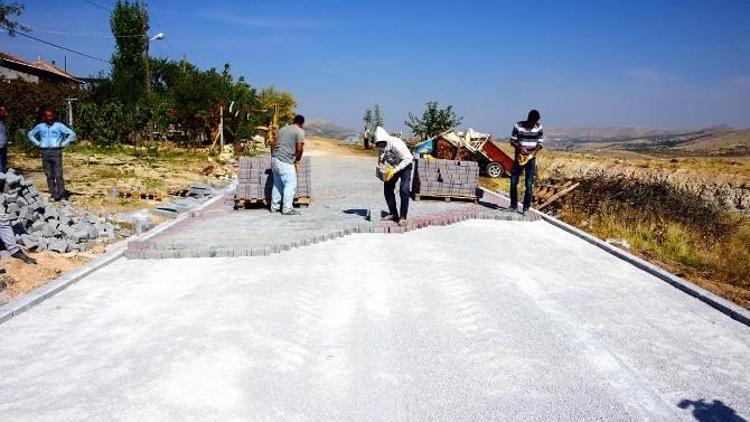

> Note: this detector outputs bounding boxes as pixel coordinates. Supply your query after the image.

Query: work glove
[384,168,396,182]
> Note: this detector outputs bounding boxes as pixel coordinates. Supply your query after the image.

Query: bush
[76,101,149,147]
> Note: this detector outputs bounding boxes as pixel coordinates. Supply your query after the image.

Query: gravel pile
[1,170,118,254]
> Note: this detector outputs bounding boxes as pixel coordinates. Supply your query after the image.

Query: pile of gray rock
[1,170,119,254]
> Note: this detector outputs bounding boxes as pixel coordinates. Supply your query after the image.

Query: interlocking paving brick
[127,152,535,259]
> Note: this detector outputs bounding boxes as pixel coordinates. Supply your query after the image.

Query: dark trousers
[384,163,413,220]
[41,149,66,200]
[510,158,536,210]
[0,147,7,173]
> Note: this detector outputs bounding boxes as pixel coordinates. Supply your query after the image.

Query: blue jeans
[0,147,7,173]
[271,157,297,213]
[510,158,536,210]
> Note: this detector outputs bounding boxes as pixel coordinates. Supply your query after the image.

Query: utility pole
[64,98,78,126]
[142,2,151,97]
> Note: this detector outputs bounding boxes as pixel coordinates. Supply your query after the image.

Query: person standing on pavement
[27,108,76,202]
[270,114,305,216]
[0,105,9,173]
[509,109,544,214]
[374,126,413,226]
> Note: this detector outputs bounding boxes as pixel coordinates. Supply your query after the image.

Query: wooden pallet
[413,193,479,204]
[233,196,312,209]
[533,180,580,210]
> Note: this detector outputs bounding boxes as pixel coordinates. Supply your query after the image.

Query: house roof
[0,51,80,83]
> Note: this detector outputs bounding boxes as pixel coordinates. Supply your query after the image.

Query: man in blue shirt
[27,108,76,201]
[0,105,9,173]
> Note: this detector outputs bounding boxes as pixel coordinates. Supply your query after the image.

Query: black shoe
[282,209,302,216]
[11,250,37,265]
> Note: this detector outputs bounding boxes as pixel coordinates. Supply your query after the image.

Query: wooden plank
[536,182,580,210]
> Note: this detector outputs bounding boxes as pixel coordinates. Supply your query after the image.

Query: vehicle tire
[485,162,504,178]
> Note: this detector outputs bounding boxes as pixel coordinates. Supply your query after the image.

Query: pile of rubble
[1,170,118,254]
[413,159,479,198]
[155,183,217,217]
[235,157,312,201]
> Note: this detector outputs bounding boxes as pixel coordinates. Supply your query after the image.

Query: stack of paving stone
[235,156,311,203]
[0,170,118,254]
[412,159,479,199]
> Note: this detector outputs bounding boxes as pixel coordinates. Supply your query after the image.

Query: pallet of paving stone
[412,158,479,202]
[233,196,312,209]
[234,156,312,208]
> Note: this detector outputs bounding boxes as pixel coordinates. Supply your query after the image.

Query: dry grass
[7,143,232,215]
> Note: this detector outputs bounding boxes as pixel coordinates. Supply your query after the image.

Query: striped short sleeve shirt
[510,121,544,149]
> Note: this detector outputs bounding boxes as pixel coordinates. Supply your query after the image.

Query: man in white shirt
[0,105,8,173]
[374,127,413,225]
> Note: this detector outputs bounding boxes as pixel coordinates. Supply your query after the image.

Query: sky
[2,0,750,134]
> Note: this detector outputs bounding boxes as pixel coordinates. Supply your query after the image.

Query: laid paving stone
[127,153,536,260]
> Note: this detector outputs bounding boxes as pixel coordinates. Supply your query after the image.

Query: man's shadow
[678,398,747,422]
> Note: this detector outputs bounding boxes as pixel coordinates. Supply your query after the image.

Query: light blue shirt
[27,122,76,149]
[0,121,6,148]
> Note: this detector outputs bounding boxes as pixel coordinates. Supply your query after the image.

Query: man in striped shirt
[509,109,544,214]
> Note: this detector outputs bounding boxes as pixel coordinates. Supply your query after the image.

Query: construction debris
[233,157,312,208]
[155,183,217,217]
[533,180,581,210]
[0,170,119,255]
[413,159,479,201]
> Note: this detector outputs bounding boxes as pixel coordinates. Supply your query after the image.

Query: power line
[80,0,110,12]
[1,25,110,63]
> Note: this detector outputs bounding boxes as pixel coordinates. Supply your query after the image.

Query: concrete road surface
[1,220,748,421]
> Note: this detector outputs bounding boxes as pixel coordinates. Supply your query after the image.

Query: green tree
[110,0,148,106]
[258,87,297,125]
[373,104,384,127]
[405,101,463,140]
[362,108,373,149]
[0,1,28,35]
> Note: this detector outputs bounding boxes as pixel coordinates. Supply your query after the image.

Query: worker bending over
[27,108,76,202]
[270,115,305,216]
[509,109,544,214]
[375,127,413,226]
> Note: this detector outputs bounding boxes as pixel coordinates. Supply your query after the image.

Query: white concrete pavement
[0,220,748,421]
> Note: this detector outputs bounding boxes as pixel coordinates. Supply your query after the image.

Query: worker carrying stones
[27,108,76,202]
[270,114,305,216]
[509,109,544,215]
[374,127,413,226]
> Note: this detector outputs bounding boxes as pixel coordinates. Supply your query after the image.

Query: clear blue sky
[3,0,750,134]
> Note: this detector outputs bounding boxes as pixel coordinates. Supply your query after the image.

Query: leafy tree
[405,101,463,140]
[110,0,148,106]
[258,87,297,126]
[362,108,373,149]
[0,1,28,35]
[373,104,384,128]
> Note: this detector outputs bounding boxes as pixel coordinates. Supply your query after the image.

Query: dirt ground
[0,247,104,301]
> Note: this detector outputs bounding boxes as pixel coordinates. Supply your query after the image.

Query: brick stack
[235,156,311,202]
[413,158,479,198]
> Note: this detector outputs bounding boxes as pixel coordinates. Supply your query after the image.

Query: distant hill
[543,125,749,156]
[305,119,358,140]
